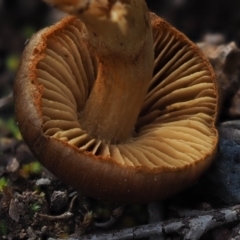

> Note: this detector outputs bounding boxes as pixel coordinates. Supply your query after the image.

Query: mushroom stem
[80,0,153,143]
[46,0,154,143]
[80,52,152,143]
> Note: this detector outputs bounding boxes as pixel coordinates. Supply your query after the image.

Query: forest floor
[1,1,240,239]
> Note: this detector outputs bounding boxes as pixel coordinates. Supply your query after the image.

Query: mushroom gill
[14,0,219,202]
[38,14,218,170]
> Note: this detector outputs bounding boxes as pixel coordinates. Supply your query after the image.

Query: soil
[1,0,240,239]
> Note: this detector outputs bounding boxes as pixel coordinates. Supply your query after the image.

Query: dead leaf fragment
[9,198,20,222]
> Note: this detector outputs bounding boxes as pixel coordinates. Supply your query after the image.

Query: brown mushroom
[14,0,219,203]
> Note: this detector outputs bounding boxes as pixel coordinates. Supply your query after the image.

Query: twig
[169,205,214,218]
[76,204,240,240]
[0,92,13,109]
[35,194,78,221]
[94,206,124,228]
[148,202,165,240]
[228,223,240,240]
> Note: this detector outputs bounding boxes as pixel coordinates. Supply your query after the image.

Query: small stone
[202,33,225,45]
[50,191,68,213]
[197,137,240,205]
[219,121,240,144]
[198,41,240,118]
[9,198,20,222]
[35,178,51,186]
[26,227,37,239]
[19,232,27,239]
[6,157,20,173]
[41,226,48,234]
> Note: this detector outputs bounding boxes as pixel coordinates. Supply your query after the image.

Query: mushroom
[14,0,219,203]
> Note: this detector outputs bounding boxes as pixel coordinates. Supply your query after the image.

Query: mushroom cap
[14,13,219,203]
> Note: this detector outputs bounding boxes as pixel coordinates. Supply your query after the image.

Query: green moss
[21,26,36,39]
[21,162,42,178]
[0,221,7,235]
[0,177,8,192]
[6,54,20,72]
[0,118,21,140]
[30,202,41,212]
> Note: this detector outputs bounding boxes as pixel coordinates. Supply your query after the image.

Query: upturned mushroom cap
[14,1,219,203]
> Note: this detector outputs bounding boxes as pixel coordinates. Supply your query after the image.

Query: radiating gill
[37,18,217,170]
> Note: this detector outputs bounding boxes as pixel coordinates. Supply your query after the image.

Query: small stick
[36,195,78,221]
[94,206,124,228]
[148,202,165,240]
[78,204,240,240]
